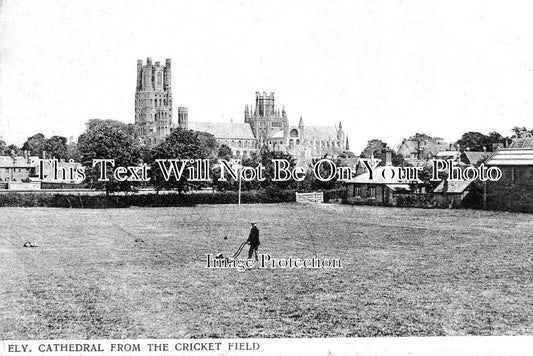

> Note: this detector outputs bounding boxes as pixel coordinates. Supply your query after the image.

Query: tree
[150,127,211,193]
[66,139,81,161]
[408,133,435,141]
[7,144,22,156]
[22,133,46,157]
[511,126,533,139]
[196,131,219,160]
[218,144,233,160]
[456,131,504,151]
[241,147,298,191]
[78,119,143,193]
[44,135,68,160]
[360,139,388,159]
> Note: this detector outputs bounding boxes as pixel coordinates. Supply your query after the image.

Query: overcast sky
[1,0,532,152]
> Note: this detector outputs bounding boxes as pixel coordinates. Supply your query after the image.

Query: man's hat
[251,221,257,225]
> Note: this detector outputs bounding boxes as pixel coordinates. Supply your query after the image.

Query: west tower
[135,57,173,147]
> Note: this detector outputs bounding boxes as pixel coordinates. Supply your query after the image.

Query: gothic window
[157,72,163,87]
[290,129,298,138]
[289,139,294,149]
[296,139,300,145]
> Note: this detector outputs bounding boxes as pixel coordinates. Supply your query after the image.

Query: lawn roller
[216,240,248,261]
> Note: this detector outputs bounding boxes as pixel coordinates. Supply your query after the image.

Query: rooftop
[433,180,472,194]
[188,121,256,140]
[485,138,533,166]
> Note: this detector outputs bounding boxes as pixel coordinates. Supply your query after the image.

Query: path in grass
[0,204,531,338]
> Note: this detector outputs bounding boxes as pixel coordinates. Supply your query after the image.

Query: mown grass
[0,204,531,338]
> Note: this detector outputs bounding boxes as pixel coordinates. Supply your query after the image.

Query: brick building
[345,166,411,206]
[485,137,533,213]
[0,156,34,183]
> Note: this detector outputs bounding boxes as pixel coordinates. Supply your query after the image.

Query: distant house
[0,156,35,184]
[433,180,473,208]
[485,138,533,213]
[460,151,491,166]
[435,150,461,161]
[397,137,453,162]
[0,155,84,190]
[345,166,411,206]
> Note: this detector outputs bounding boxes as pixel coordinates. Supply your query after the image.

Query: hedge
[0,188,345,208]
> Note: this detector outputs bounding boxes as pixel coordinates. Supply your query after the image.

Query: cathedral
[135,58,348,161]
[190,91,348,162]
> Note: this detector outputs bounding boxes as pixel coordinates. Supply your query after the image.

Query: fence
[296,191,324,203]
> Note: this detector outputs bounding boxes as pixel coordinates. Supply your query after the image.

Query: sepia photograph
[0,1,532,355]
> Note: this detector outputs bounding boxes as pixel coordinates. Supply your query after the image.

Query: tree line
[1,121,530,194]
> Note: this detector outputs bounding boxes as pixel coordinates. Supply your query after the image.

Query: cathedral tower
[135,57,173,147]
[245,91,285,145]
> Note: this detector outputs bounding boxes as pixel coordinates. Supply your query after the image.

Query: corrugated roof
[188,121,256,140]
[433,180,472,193]
[485,148,533,165]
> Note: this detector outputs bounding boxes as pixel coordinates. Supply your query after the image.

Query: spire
[298,116,304,127]
[345,135,350,150]
[339,121,343,130]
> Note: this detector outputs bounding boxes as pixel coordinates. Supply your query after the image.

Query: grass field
[0,203,532,339]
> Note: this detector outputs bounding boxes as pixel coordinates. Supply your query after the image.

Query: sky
[0,0,532,153]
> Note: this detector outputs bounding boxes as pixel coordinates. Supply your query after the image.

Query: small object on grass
[23,241,38,248]
[215,252,229,262]
[223,236,228,240]
[134,238,144,244]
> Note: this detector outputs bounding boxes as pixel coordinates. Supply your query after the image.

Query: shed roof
[461,151,491,165]
[433,180,472,194]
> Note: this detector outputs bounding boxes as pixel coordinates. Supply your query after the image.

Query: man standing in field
[247,222,260,261]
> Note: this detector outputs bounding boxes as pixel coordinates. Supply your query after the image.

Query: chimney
[384,149,392,166]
